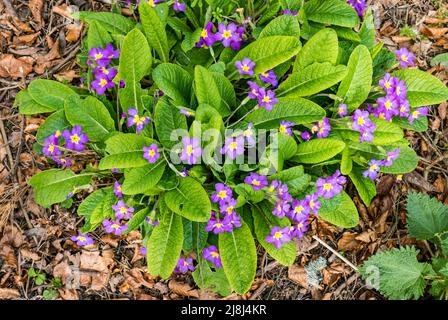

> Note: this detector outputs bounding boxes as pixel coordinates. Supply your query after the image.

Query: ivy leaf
[164,177,212,222]
[406,192,448,240]
[99,133,156,170]
[139,2,170,62]
[243,97,325,129]
[259,14,300,39]
[360,246,432,300]
[319,191,359,228]
[118,28,152,111]
[227,36,301,77]
[349,167,376,206]
[147,208,183,279]
[293,28,339,71]
[28,80,76,111]
[219,222,257,294]
[78,187,115,232]
[153,63,193,107]
[64,95,115,142]
[252,202,296,266]
[122,161,166,195]
[304,0,359,28]
[293,138,346,164]
[279,63,347,98]
[28,170,92,208]
[337,45,373,111]
[154,97,188,149]
[392,69,448,108]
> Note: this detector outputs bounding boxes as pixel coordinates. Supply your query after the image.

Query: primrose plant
[16,0,448,295]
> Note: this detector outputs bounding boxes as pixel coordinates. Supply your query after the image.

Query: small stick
[312,235,359,272]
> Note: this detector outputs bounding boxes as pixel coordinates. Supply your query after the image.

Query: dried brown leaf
[28,0,44,29]
[0,54,33,79]
[168,280,199,298]
[0,288,20,299]
[287,264,308,289]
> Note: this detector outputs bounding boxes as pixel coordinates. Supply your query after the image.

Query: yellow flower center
[261,72,268,77]
[379,113,385,119]
[229,142,238,151]
[99,78,108,87]
[298,222,303,228]
[148,149,156,157]
[369,164,378,172]
[226,206,234,214]
[215,223,223,228]
[401,55,408,62]
[48,144,55,153]
[385,81,391,89]
[323,183,333,191]
[385,101,392,110]
[211,251,219,258]
[186,144,194,156]
[112,224,120,230]
[279,125,287,133]
[309,201,314,208]
[252,179,260,186]
[71,134,80,144]
[201,29,208,38]
[262,96,271,103]
[148,0,156,7]
[184,261,189,266]
[357,117,365,125]
[242,65,250,72]
[120,207,127,213]
[55,130,61,137]
[218,190,227,199]
[94,53,103,60]
[294,206,304,214]
[273,232,283,240]
[412,111,420,118]
[223,30,232,39]
[77,236,86,242]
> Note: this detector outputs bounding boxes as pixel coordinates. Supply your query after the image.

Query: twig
[249,282,267,300]
[312,235,359,272]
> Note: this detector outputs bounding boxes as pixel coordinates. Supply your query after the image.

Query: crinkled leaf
[154,97,188,149]
[319,191,359,228]
[122,161,166,195]
[259,14,300,39]
[304,0,359,28]
[139,2,169,62]
[349,167,376,206]
[153,63,193,107]
[293,138,346,164]
[28,80,76,111]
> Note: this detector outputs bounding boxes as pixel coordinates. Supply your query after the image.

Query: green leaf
[244,97,325,129]
[360,246,432,300]
[139,2,169,62]
[393,115,428,132]
[165,177,212,222]
[406,192,448,240]
[359,8,375,50]
[28,80,76,111]
[268,166,311,196]
[340,147,353,175]
[99,133,156,170]
[153,63,193,107]
[349,167,376,206]
[118,28,152,111]
[380,146,418,174]
[35,110,70,143]
[319,191,359,228]
[304,0,359,28]
[431,52,448,68]
[64,95,115,142]
[147,209,183,279]
[277,133,297,160]
[294,28,339,71]
[259,14,300,39]
[227,36,301,76]
[78,187,115,230]
[279,63,347,97]
[182,219,208,253]
[192,258,232,296]
[87,20,113,49]
[252,202,296,266]
[15,90,54,115]
[219,222,257,294]
[337,45,373,111]
[78,11,136,34]
[122,161,166,195]
[293,138,346,164]
[392,69,448,108]
[154,97,188,149]
[211,72,237,111]
[195,65,231,117]
[28,170,92,208]
[125,208,151,234]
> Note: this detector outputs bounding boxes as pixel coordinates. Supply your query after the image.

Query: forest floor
[0,0,447,300]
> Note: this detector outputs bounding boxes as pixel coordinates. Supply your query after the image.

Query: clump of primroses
[206,183,242,234]
[42,125,89,166]
[362,147,400,180]
[195,21,246,50]
[243,171,347,249]
[87,44,120,95]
